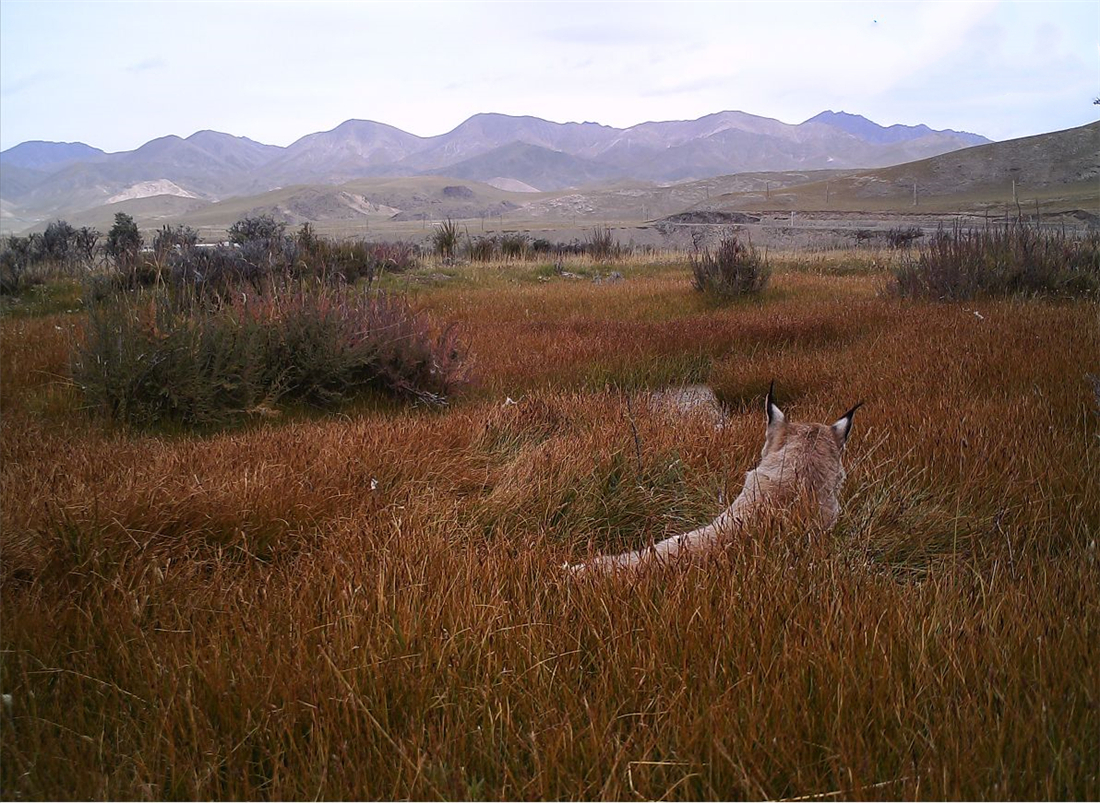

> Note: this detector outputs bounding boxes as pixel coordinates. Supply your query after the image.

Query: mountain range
[0,110,989,231]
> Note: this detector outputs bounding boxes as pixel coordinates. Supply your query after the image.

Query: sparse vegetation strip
[891,223,1100,299]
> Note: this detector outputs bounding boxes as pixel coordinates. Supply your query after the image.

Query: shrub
[890,224,1100,300]
[464,235,496,262]
[165,242,285,296]
[74,280,468,427]
[586,226,620,260]
[152,225,199,262]
[296,222,318,252]
[298,239,374,284]
[555,240,588,257]
[228,214,286,246]
[106,213,143,267]
[366,240,418,273]
[73,226,101,270]
[41,220,79,264]
[886,226,923,249]
[1,222,100,294]
[500,233,529,260]
[432,219,459,262]
[298,238,418,282]
[1,235,44,294]
[88,223,422,305]
[690,233,770,299]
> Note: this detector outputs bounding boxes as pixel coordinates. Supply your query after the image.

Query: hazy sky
[1,0,1097,153]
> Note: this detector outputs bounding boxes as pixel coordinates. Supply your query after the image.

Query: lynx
[572,384,862,573]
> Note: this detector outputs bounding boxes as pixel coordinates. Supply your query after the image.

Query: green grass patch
[575,352,714,392]
[0,279,84,319]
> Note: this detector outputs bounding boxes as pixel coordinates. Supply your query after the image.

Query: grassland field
[1,248,1098,799]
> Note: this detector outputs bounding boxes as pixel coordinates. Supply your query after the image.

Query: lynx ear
[766,381,785,425]
[831,401,864,448]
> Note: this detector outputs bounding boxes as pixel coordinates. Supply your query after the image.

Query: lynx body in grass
[572,385,862,574]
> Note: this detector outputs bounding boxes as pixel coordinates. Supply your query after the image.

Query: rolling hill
[686,120,1100,216]
[425,141,627,190]
[173,176,536,233]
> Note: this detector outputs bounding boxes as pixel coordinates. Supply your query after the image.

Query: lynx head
[762,381,863,460]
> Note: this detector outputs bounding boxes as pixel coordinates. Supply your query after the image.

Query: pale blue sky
[1,0,1097,152]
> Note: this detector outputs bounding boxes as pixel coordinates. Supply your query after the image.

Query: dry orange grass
[1,259,1098,799]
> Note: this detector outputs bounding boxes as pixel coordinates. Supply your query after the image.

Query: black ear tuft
[841,401,864,422]
[831,401,864,446]
[766,380,786,427]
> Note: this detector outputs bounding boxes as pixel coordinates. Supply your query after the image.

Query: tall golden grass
[2,254,1098,799]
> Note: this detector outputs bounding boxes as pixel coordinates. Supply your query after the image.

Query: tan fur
[573,390,859,574]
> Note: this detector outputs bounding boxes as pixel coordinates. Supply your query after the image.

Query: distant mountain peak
[187,129,262,143]
[804,110,990,146]
[809,110,871,123]
[331,119,413,132]
[0,140,107,172]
